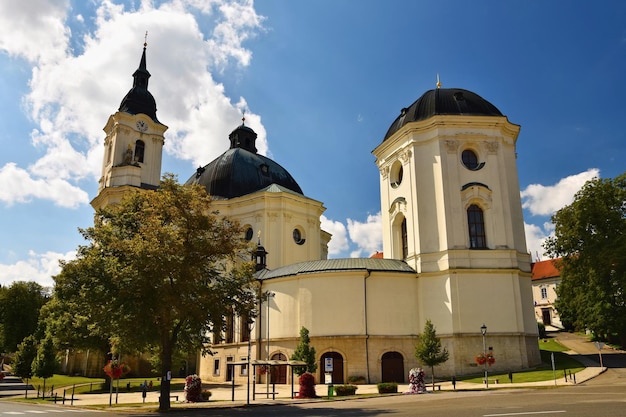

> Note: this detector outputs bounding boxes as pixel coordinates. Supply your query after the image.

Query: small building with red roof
[531,259,563,329]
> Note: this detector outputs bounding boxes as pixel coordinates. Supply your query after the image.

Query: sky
[1,0,625,288]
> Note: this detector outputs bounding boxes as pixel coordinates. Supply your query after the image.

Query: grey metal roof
[256,258,416,280]
[383,88,502,141]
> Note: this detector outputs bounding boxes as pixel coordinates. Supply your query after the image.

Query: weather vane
[436,73,441,89]
[144,31,148,47]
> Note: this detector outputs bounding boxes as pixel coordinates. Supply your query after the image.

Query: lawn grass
[27,375,187,395]
[459,338,584,384]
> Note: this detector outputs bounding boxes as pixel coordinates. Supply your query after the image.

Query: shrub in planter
[377,382,398,394]
[297,372,317,398]
[347,375,366,384]
[334,384,357,396]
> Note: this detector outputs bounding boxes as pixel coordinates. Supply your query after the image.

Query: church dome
[118,45,160,122]
[383,88,502,141]
[185,124,303,199]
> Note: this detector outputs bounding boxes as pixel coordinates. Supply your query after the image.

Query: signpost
[594,341,605,368]
[324,358,333,397]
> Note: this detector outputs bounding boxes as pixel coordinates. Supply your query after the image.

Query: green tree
[414,319,449,390]
[32,336,57,398]
[290,327,317,375]
[13,335,38,398]
[544,172,626,346]
[52,174,256,411]
[0,281,48,352]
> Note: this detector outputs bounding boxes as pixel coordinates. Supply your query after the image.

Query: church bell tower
[373,84,540,372]
[91,41,167,211]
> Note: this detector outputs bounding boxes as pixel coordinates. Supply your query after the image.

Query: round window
[293,228,305,245]
[245,227,254,241]
[462,149,480,170]
[390,160,403,188]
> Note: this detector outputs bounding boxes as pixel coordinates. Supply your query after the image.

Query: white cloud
[0,0,266,208]
[347,212,382,258]
[0,250,76,289]
[0,0,70,64]
[0,163,89,208]
[524,222,550,262]
[321,215,349,256]
[521,168,599,216]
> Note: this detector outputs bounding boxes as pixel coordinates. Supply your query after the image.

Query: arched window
[134,140,145,163]
[467,204,486,249]
[401,218,408,259]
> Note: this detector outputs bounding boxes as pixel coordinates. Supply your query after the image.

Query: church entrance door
[381,351,404,382]
[319,352,344,384]
[270,353,287,384]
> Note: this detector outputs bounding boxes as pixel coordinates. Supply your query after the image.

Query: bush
[334,384,357,396]
[297,372,317,398]
[377,382,398,393]
[201,390,211,401]
[347,375,366,384]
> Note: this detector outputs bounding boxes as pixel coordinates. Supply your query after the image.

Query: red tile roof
[531,259,561,281]
[370,251,384,259]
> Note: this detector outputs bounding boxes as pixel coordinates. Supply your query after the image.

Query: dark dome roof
[383,88,502,141]
[118,46,160,122]
[185,124,303,199]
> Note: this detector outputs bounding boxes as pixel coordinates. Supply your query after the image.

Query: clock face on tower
[136,120,148,132]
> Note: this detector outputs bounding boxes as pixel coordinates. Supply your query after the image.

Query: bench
[159,395,179,402]
[433,385,441,391]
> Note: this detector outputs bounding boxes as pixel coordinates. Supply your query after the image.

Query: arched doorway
[381,351,404,382]
[270,352,287,384]
[319,352,344,384]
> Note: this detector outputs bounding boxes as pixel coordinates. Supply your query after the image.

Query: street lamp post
[265,291,275,398]
[246,318,255,406]
[481,324,488,389]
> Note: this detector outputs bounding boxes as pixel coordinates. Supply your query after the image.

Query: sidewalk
[0,335,608,410]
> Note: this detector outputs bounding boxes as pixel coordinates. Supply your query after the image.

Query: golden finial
[144,31,148,48]
[436,73,441,89]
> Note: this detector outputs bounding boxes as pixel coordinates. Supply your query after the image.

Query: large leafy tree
[290,327,317,375]
[414,319,449,390]
[52,174,256,411]
[544,172,626,346]
[0,281,48,352]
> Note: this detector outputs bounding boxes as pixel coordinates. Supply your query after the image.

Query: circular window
[390,161,403,188]
[245,227,254,241]
[462,149,481,170]
[293,228,305,245]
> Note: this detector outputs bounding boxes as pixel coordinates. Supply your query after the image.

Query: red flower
[103,360,130,379]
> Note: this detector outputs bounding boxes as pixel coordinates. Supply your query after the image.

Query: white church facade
[92,46,540,385]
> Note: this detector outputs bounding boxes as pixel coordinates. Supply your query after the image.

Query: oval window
[245,227,254,241]
[390,161,403,188]
[293,228,305,245]
[462,149,480,170]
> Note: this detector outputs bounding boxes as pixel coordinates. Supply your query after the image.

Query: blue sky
[1,0,625,288]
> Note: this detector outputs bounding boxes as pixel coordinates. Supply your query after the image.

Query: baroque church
[92,45,540,385]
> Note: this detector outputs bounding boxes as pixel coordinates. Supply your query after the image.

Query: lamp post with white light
[481,324,488,389]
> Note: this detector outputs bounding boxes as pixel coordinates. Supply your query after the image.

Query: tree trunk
[431,366,435,391]
[159,342,173,411]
